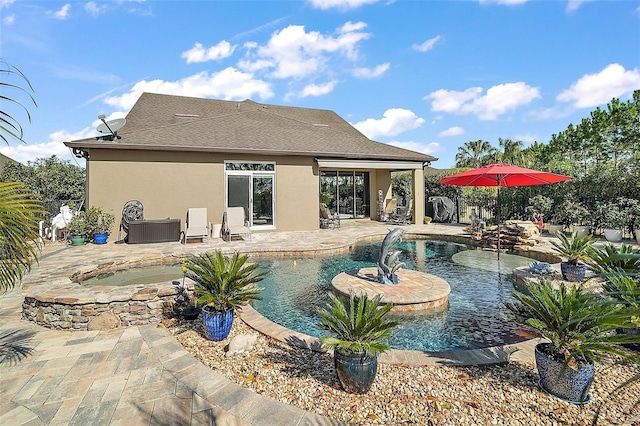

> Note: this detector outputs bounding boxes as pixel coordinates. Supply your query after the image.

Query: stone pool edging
[22,253,188,330]
[20,230,560,334]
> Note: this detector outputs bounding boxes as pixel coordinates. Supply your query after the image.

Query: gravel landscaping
[166,315,640,426]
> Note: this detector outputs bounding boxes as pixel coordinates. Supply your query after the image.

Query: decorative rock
[87,312,120,331]
[225,333,258,357]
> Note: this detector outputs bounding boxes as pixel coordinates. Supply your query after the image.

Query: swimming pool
[251,239,532,352]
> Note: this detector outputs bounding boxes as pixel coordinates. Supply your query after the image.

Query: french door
[226,162,275,228]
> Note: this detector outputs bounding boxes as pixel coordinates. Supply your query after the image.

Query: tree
[497,138,524,165]
[0,60,43,293]
[454,139,496,168]
[1,156,85,216]
[0,182,44,293]
[0,60,37,145]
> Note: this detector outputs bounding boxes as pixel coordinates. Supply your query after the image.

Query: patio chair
[320,203,340,229]
[382,198,397,222]
[391,199,413,225]
[183,208,210,244]
[222,207,252,241]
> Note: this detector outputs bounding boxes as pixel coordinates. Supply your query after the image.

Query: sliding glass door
[226,162,275,228]
[319,171,369,219]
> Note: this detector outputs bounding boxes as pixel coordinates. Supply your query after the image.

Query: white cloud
[246,23,371,79]
[1,0,16,8]
[85,1,107,16]
[513,133,537,144]
[50,3,71,19]
[438,126,464,137]
[298,80,338,98]
[3,13,14,24]
[412,35,441,53]
[387,140,440,156]
[352,63,389,78]
[478,0,528,5]
[104,68,273,110]
[307,0,379,11]
[1,141,78,165]
[556,63,640,108]
[182,41,237,64]
[427,82,540,120]
[353,108,425,139]
[566,0,592,13]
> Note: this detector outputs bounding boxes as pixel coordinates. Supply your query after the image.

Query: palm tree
[1,59,37,145]
[0,60,43,293]
[454,139,496,168]
[497,138,524,165]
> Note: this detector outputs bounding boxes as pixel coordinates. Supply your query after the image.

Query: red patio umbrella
[438,163,573,258]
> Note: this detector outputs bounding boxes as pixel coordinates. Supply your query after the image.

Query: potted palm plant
[505,279,640,405]
[316,292,398,394]
[183,251,265,341]
[85,206,115,244]
[550,231,594,282]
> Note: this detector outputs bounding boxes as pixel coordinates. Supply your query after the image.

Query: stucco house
[64,93,437,235]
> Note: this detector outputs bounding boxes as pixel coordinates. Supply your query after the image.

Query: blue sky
[1,0,639,169]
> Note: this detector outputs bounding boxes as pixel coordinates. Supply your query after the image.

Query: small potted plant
[183,251,265,341]
[316,292,398,394]
[85,206,115,244]
[505,279,640,404]
[572,203,592,238]
[550,231,594,282]
[596,202,626,242]
[67,211,88,246]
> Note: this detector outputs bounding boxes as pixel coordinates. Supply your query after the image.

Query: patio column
[412,168,425,224]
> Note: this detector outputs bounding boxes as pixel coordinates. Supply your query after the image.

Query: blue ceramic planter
[535,343,594,404]
[560,263,586,282]
[334,350,378,394]
[93,233,108,244]
[202,307,234,341]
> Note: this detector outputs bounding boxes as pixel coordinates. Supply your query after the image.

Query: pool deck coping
[3,221,638,425]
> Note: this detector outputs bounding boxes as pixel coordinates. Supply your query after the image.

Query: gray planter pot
[635,229,640,245]
[573,225,591,238]
[535,343,594,404]
[334,350,378,394]
[603,229,623,242]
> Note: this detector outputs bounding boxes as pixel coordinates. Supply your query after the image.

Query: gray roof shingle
[65,93,438,163]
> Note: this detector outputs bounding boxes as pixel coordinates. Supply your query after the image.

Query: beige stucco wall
[85,148,413,235]
[86,149,319,235]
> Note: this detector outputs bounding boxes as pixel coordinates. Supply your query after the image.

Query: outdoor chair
[381,198,397,222]
[183,208,210,244]
[391,199,413,225]
[319,203,340,229]
[222,207,252,241]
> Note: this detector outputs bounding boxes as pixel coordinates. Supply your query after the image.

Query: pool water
[80,265,184,287]
[252,239,532,352]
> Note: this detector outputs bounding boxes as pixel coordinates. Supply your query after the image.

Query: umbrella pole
[497,187,501,260]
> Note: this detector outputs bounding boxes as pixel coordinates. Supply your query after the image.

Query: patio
[1,221,638,425]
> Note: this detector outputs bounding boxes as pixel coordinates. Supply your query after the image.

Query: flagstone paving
[1,221,636,425]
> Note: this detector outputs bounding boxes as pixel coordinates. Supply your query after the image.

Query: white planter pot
[573,225,591,238]
[603,229,622,242]
[635,229,640,245]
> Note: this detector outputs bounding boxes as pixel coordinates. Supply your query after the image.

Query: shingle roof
[64,93,438,163]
